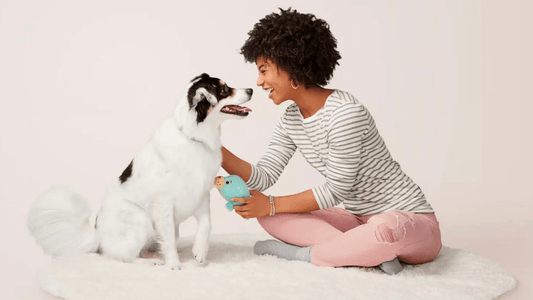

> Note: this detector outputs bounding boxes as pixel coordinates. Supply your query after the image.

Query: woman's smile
[256,57,294,105]
[265,88,274,98]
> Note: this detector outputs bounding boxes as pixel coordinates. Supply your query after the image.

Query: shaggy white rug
[37,234,516,300]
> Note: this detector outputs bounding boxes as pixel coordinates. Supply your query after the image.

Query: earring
[291,80,299,89]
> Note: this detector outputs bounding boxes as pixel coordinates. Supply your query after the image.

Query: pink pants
[257,207,442,267]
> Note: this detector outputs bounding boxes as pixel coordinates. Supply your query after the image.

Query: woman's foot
[253,240,313,262]
[379,257,403,275]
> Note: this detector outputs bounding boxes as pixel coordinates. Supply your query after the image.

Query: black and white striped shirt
[246,89,434,215]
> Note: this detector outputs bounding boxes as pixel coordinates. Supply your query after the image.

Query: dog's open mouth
[221,105,252,116]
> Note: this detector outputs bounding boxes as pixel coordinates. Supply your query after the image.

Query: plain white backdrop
[1,0,531,299]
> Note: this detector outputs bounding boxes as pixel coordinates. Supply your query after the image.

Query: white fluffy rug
[37,234,516,300]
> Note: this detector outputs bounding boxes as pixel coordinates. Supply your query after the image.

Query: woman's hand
[232,190,271,219]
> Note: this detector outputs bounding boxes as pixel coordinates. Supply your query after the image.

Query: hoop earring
[291,80,299,89]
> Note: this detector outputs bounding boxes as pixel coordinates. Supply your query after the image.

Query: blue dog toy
[215,175,250,211]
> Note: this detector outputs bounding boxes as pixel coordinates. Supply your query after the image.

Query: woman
[222,8,441,274]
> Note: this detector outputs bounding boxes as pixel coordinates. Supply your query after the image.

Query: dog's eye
[220,86,232,98]
[219,87,227,97]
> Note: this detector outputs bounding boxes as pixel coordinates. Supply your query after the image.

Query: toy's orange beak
[214,176,224,189]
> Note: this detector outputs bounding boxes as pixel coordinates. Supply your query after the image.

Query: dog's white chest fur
[109,118,222,219]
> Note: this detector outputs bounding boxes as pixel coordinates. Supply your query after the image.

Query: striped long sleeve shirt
[246,89,434,215]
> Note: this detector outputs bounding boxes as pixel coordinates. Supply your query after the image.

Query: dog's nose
[246,89,253,96]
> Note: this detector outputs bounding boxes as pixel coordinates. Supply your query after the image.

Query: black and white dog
[27,74,252,270]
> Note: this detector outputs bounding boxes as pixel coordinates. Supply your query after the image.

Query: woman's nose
[256,76,264,86]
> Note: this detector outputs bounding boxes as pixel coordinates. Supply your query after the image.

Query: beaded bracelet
[269,195,275,216]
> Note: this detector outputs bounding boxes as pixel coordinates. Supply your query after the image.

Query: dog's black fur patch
[187,73,235,124]
[195,98,211,124]
[119,160,133,184]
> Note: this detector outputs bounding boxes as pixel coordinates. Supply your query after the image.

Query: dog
[27,73,253,270]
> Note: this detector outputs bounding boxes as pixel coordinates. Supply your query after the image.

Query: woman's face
[255,57,295,105]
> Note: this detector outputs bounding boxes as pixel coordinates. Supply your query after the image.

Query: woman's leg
[257,207,364,246]
[311,211,442,267]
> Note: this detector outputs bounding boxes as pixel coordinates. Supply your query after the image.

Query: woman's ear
[290,78,300,90]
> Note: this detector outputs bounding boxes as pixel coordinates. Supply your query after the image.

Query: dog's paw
[165,262,182,271]
[147,259,165,266]
[192,242,209,264]
[164,256,182,271]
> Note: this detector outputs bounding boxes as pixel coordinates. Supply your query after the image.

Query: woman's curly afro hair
[240,8,341,88]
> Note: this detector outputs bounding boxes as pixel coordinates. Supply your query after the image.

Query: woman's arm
[221,146,252,182]
[224,116,297,192]
[232,189,320,219]
[223,143,318,219]
[223,137,317,219]
[274,189,320,213]
[232,102,367,219]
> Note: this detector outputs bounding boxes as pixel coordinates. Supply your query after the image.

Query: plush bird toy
[215,175,250,211]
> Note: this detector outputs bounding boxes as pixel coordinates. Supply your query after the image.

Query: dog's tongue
[224,105,252,112]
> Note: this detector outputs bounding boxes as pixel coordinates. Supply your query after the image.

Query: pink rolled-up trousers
[257,207,442,267]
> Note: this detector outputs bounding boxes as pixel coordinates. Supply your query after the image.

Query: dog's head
[186,73,253,124]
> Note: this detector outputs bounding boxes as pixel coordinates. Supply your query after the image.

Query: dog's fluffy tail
[27,186,99,257]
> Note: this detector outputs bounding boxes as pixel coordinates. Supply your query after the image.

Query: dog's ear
[191,73,210,83]
[195,97,211,124]
[192,87,218,106]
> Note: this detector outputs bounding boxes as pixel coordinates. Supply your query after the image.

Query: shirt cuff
[312,185,339,210]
